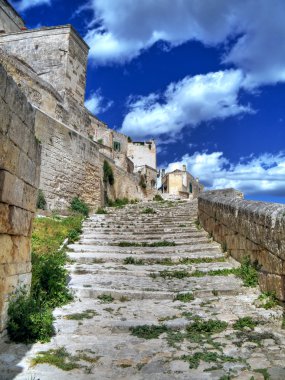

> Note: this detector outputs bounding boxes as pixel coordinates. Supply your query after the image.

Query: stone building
[0,0,157,211]
[161,165,204,199]
[0,0,158,334]
[127,140,157,193]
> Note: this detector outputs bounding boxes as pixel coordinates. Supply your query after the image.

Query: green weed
[174,293,195,302]
[97,294,114,303]
[64,310,98,320]
[70,197,89,217]
[131,324,168,339]
[123,257,144,265]
[233,317,259,330]
[142,207,156,214]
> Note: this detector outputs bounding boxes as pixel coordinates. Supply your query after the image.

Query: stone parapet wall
[198,189,285,300]
[0,64,40,333]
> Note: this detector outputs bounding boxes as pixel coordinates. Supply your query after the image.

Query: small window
[113,141,121,152]
[189,183,193,193]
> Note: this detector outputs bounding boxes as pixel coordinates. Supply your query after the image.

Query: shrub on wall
[36,189,47,210]
[103,160,114,185]
[70,196,89,217]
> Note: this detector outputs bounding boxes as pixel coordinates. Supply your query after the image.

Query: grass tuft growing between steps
[123,257,144,265]
[117,240,176,247]
[152,256,259,287]
[32,347,81,371]
[181,351,240,369]
[64,310,99,320]
[32,347,100,371]
[141,207,156,214]
[7,213,84,343]
[97,294,114,303]
[174,293,195,302]
[235,256,259,287]
[131,324,168,339]
[233,317,259,330]
[255,292,278,309]
[165,316,228,350]
[154,268,237,279]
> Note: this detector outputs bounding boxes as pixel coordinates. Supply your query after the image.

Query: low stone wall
[0,64,40,333]
[198,189,285,300]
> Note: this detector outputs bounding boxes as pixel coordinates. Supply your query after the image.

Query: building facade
[161,165,204,199]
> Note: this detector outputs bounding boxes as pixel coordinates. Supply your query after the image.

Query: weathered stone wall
[0,64,40,333]
[35,109,103,211]
[101,155,146,203]
[35,109,148,211]
[198,189,285,300]
[0,0,24,33]
[0,26,89,104]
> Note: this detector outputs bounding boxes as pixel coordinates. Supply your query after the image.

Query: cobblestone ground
[1,200,285,380]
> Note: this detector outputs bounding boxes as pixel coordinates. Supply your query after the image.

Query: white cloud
[120,69,251,139]
[12,0,51,12]
[83,0,285,88]
[85,90,113,115]
[164,151,285,197]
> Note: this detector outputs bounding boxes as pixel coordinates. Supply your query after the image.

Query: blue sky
[12,0,285,203]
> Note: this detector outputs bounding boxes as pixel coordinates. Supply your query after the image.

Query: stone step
[68,243,221,254]
[68,250,225,264]
[79,238,213,246]
[69,273,245,300]
[69,259,238,275]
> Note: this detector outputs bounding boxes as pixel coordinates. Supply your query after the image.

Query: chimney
[196,177,199,182]
[162,169,165,178]
[182,165,187,172]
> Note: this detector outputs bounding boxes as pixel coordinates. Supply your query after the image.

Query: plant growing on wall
[36,190,47,210]
[103,160,114,185]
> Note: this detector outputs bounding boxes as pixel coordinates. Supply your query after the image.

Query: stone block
[0,262,31,278]
[8,114,31,154]
[0,203,10,233]
[259,272,285,301]
[22,183,38,212]
[4,75,28,125]
[18,151,37,187]
[8,206,34,236]
[11,236,31,264]
[255,249,284,275]
[0,234,13,264]
[0,134,20,175]
[0,98,11,135]
[0,170,24,208]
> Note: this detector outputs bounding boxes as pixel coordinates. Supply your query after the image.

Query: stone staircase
[1,200,285,380]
